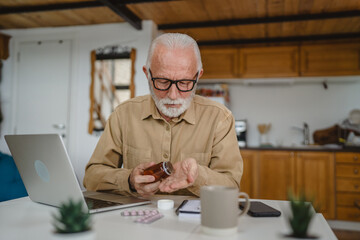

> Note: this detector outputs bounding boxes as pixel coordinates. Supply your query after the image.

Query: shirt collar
[141,95,196,125]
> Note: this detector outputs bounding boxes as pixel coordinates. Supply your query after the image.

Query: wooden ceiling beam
[0,1,102,14]
[0,0,177,30]
[0,0,176,15]
[159,10,360,30]
[197,33,360,46]
[99,0,142,30]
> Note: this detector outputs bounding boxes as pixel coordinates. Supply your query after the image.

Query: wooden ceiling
[1,0,360,46]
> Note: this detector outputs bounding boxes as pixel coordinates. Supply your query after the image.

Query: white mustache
[159,98,186,106]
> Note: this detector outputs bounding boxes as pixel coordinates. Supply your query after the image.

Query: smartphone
[239,201,281,217]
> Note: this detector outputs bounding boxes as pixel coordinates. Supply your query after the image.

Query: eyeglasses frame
[148,69,199,92]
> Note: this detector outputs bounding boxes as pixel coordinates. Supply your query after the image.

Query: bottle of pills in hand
[143,161,174,182]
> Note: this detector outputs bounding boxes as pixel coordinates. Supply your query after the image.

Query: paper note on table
[177,200,201,218]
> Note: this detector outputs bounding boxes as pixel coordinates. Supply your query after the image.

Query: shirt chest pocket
[124,145,152,168]
[180,152,211,167]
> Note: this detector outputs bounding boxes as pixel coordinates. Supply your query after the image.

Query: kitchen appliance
[235,120,247,147]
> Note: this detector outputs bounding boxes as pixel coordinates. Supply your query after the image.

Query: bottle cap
[163,161,174,175]
[157,199,174,210]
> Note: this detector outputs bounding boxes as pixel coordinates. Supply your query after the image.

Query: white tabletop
[0,196,337,240]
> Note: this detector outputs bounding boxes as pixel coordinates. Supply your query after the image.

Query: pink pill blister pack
[121,209,164,224]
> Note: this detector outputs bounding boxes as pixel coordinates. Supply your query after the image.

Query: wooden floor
[332,229,360,240]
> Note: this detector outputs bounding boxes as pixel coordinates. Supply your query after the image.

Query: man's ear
[143,66,148,78]
[198,68,204,79]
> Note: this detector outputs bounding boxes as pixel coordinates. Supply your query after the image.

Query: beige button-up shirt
[83,94,243,197]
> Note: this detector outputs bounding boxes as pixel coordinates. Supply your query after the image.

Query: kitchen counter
[242,145,360,152]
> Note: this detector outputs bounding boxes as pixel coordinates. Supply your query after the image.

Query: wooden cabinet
[239,46,299,78]
[0,33,11,60]
[199,42,360,79]
[240,149,336,219]
[335,152,360,221]
[300,43,360,76]
[200,47,239,79]
[296,151,335,219]
[239,149,258,198]
[257,151,296,200]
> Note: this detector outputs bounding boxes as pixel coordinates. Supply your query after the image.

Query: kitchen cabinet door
[200,47,239,79]
[239,149,258,198]
[296,152,335,219]
[336,152,360,221]
[300,43,360,76]
[239,46,299,78]
[257,151,295,200]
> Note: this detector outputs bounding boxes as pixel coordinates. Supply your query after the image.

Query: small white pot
[52,230,96,240]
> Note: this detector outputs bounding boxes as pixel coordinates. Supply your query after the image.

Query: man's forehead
[151,46,197,72]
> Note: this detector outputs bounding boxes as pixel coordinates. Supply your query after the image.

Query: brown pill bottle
[143,161,174,182]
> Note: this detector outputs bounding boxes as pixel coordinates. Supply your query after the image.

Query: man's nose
[167,83,180,100]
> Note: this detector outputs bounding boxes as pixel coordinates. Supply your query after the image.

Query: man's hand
[129,162,160,197]
[159,158,198,193]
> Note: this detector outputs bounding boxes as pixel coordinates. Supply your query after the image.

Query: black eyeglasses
[149,69,198,92]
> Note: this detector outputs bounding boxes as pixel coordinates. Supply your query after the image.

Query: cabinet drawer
[336,152,360,163]
[337,206,360,221]
[336,164,360,178]
[336,192,360,207]
[337,178,360,192]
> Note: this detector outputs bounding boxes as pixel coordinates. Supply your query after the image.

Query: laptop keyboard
[84,197,123,210]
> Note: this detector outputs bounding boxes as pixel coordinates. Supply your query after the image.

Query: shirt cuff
[117,169,139,197]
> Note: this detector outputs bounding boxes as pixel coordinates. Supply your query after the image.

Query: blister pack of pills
[121,209,164,224]
[121,209,153,217]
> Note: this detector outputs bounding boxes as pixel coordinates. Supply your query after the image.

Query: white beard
[149,82,195,118]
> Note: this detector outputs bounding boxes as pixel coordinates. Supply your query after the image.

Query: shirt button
[163,153,168,159]
[166,126,170,131]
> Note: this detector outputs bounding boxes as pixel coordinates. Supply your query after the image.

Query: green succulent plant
[288,191,315,238]
[52,199,92,234]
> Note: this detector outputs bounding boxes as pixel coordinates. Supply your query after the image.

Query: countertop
[242,145,360,152]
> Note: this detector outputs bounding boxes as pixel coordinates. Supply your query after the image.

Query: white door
[15,39,71,145]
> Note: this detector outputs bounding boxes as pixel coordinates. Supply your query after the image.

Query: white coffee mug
[200,185,250,236]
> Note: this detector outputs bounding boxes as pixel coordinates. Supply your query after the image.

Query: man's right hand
[129,162,160,197]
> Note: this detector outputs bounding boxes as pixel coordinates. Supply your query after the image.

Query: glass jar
[143,161,174,182]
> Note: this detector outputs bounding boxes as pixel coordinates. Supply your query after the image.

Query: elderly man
[83,33,242,197]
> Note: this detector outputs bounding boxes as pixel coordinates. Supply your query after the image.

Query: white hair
[145,33,202,71]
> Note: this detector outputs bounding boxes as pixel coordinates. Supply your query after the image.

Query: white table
[0,196,337,240]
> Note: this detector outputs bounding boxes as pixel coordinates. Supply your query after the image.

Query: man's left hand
[158,158,198,192]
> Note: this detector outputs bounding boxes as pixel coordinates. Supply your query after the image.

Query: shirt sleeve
[186,113,243,196]
[83,112,138,196]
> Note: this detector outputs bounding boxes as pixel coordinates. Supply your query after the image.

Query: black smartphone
[239,201,281,217]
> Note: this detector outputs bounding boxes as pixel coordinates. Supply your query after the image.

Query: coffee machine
[235,120,247,147]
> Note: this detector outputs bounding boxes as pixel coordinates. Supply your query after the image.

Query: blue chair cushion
[0,152,28,201]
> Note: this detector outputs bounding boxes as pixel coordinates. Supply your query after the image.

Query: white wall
[0,21,156,185]
[228,79,360,147]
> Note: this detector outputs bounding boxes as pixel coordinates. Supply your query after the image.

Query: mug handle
[238,192,250,217]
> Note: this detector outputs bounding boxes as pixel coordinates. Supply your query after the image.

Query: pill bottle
[143,161,174,182]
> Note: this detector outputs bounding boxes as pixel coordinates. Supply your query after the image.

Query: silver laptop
[5,134,151,213]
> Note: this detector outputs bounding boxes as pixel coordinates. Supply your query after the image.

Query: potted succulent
[286,191,317,239]
[52,199,95,239]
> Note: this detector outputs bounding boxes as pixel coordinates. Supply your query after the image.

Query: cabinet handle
[355,168,359,175]
[354,156,359,162]
[355,200,360,210]
[355,184,359,190]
